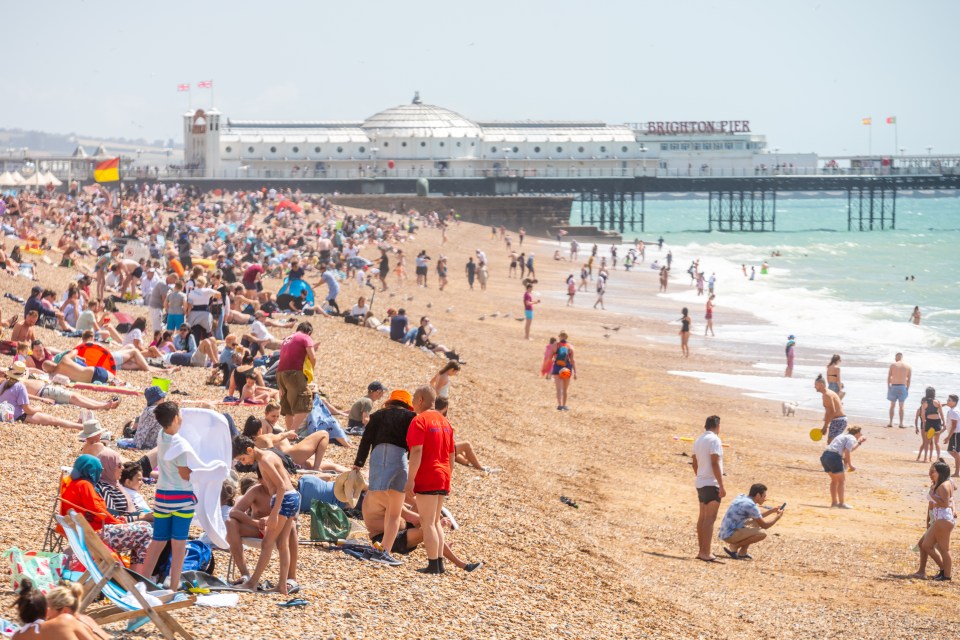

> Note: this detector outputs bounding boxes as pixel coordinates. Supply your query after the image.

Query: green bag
[309,500,350,542]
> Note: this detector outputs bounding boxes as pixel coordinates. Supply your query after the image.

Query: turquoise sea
[569,196,960,421]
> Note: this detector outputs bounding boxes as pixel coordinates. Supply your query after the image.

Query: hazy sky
[7,1,958,156]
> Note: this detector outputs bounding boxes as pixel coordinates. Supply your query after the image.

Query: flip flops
[560,496,579,509]
[723,548,739,560]
[278,598,309,607]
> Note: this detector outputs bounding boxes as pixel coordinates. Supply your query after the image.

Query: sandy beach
[0,210,957,639]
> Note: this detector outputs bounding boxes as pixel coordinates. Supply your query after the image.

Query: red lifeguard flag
[93,157,120,183]
[177,83,190,92]
[197,80,213,88]
[861,118,872,125]
[886,116,896,124]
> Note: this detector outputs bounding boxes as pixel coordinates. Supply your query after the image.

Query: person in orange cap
[352,389,416,565]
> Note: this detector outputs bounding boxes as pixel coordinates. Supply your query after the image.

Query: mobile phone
[780,502,787,511]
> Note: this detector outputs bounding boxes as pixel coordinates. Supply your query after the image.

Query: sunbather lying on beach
[20,377,121,411]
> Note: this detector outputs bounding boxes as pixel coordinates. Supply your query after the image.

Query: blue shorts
[369,443,408,493]
[92,366,110,384]
[820,450,845,474]
[270,490,301,519]
[827,416,847,441]
[524,309,533,320]
[887,384,908,403]
[166,314,185,331]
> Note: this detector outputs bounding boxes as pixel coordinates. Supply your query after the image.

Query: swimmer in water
[910,306,921,325]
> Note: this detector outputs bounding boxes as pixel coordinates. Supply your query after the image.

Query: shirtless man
[362,492,482,572]
[816,374,847,444]
[232,436,299,595]
[42,343,123,386]
[117,258,145,300]
[94,247,121,301]
[225,479,298,588]
[10,311,38,343]
[241,415,336,471]
[886,352,912,428]
[20,377,120,411]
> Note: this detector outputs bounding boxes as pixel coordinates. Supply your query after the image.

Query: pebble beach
[0,206,957,639]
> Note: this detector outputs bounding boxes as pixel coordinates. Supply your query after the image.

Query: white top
[692,430,723,489]
[947,406,960,432]
[827,433,857,455]
[122,327,143,347]
[249,320,273,341]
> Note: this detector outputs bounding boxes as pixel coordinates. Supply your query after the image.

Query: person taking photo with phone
[717,483,785,560]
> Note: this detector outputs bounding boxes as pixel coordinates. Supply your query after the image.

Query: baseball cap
[368,381,387,392]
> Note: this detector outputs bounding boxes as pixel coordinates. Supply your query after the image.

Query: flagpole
[895,121,898,158]
[868,123,872,156]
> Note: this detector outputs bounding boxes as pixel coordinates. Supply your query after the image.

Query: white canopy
[9,171,25,185]
[0,171,16,187]
[41,171,63,186]
[18,172,46,186]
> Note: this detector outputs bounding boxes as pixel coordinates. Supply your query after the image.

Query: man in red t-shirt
[277,322,316,430]
[405,385,455,574]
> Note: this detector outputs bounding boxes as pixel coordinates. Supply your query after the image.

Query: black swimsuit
[681,317,691,332]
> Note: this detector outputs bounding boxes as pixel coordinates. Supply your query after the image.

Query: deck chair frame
[56,510,196,640]
[41,467,73,553]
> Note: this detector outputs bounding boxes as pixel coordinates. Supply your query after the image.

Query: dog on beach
[781,401,798,417]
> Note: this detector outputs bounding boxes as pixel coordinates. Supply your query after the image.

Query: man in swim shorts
[816,374,847,444]
[886,352,912,428]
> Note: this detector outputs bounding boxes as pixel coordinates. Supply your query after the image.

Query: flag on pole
[197,80,213,88]
[861,118,872,125]
[177,83,190,92]
[93,158,120,183]
[886,116,896,124]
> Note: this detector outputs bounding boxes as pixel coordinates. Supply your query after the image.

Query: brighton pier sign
[645,121,751,135]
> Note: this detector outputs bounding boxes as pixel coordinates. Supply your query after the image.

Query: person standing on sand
[887,353,912,428]
[819,425,865,509]
[523,284,540,340]
[816,374,847,443]
[679,307,691,358]
[910,306,921,325]
[919,387,945,462]
[566,275,576,306]
[593,272,607,310]
[540,337,557,378]
[784,335,796,377]
[943,394,960,477]
[704,295,715,337]
[910,459,954,581]
[465,257,476,290]
[548,331,576,410]
[692,415,724,562]
[826,354,843,397]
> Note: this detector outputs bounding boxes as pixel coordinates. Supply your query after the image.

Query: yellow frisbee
[810,428,823,442]
[926,428,936,440]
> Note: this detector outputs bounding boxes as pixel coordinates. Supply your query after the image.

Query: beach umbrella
[10,171,25,185]
[275,199,302,213]
[18,172,45,186]
[0,172,15,187]
[41,171,62,187]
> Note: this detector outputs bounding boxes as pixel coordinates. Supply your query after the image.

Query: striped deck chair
[55,510,196,640]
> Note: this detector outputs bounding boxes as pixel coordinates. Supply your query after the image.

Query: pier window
[694,143,702,150]
[456,141,461,147]
[247,146,255,153]
[661,143,669,151]
[725,142,733,150]
[534,146,541,153]
[383,142,389,148]
[225,146,232,153]
[401,142,407,147]
[577,146,584,153]
[337,147,343,153]
[270,146,277,153]
[491,146,497,153]
[670,143,679,151]
[359,146,366,153]
[439,142,444,147]
[314,146,321,153]
[556,146,563,153]
[420,141,426,147]
[681,143,690,150]
[292,146,299,153]
[600,146,606,152]
[621,146,628,153]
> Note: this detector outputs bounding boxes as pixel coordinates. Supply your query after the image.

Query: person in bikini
[826,354,844,399]
[816,374,847,444]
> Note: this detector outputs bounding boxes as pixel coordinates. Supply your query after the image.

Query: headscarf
[70,454,102,485]
[97,449,123,489]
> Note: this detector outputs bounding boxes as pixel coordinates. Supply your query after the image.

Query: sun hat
[333,469,367,508]
[788,335,796,340]
[368,381,387,393]
[78,418,108,442]
[144,385,167,407]
[6,361,27,381]
[386,389,412,408]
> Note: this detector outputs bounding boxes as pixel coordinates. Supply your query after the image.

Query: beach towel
[163,409,231,549]
[299,394,347,442]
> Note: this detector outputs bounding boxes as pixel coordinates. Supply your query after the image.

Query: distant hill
[0,128,179,155]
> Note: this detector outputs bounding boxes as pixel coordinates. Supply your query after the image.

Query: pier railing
[129,164,960,181]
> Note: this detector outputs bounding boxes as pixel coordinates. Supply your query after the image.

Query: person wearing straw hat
[354,389,416,565]
[0,362,84,431]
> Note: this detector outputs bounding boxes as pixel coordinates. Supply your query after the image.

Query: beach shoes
[737,553,753,560]
[482,466,502,473]
[837,503,853,509]
[556,405,563,411]
[278,598,309,607]
[723,548,739,560]
[464,562,484,572]
[560,496,580,509]
[286,579,300,594]
[374,551,402,566]
[932,574,952,581]
[440,507,459,531]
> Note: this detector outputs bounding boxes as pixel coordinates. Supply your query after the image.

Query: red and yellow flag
[886,116,896,124]
[93,157,120,183]
[861,117,872,125]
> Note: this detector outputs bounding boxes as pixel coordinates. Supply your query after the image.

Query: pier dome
[362,92,481,139]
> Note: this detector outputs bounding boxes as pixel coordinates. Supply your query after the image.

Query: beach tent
[75,343,117,375]
[9,172,25,185]
[276,277,315,309]
[41,171,62,186]
[0,172,16,187]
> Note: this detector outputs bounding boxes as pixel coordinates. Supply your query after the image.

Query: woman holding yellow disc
[917,387,945,464]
